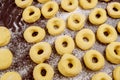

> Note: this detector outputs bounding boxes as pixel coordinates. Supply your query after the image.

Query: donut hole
[48,8,53,12]
[22,0,25,1]
[96,13,101,18]
[68,63,73,68]
[104,31,109,37]
[74,19,80,24]
[38,50,44,55]
[32,32,38,37]
[29,11,35,16]
[69,2,72,5]
[54,25,59,29]
[87,0,91,3]
[113,7,118,12]
[41,69,47,76]
[114,46,120,56]
[62,42,68,47]
[83,37,89,42]
[101,78,106,80]
[92,57,98,63]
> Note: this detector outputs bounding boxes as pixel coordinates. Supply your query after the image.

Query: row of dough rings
[106,42,120,64]
[47,17,65,36]
[79,0,98,9]
[37,0,50,3]
[29,42,52,64]
[83,50,105,71]
[117,21,120,33]
[0,72,22,80]
[33,63,54,80]
[15,0,33,8]
[67,13,85,31]
[22,6,41,23]
[97,24,117,44]
[58,54,82,77]
[75,29,95,50]
[41,1,59,18]
[23,26,46,43]
[91,72,112,80]
[113,66,120,80]
[55,35,75,55]
[61,0,78,12]
[107,2,120,18]
[89,8,107,25]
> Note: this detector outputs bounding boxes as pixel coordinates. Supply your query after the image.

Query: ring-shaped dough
[67,13,85,31]
[91,72,112,80]
[24,26,46,43]
[33,63,54,80]
[47,17,65,36]
[117,21,120,33]
[15,0,33,8]
[107,2,120,18]
[0,72,22,80]
[29,42,52,64]
[113,66,120,80]
[97,24,117,44]
[79,0,98,9]
[89,8,107,25]
[41,1,59,18]
[37,0,50,3]
[0,48,13,70]
[75,29,95,50]
[22,6,41,23]
[83,50,105,71]
[106,42,120,64]
[0,27,11,46]
[55,35,75,55]
[58,54,82,77]
[101,0,110,2]
[61,0,78,12]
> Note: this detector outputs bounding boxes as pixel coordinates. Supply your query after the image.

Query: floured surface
[0,0,120,80]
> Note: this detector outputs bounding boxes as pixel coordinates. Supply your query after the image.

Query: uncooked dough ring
[83,50,105,71]
[75,29,95,50]
[41,1,59,18]
[117,21,120,33]
[61,0,78,12]
[89,8,107,25]
[55,35,75,55]
[97,24,117,44]
[37,0,50,3]
[58,54,82,77]
[113,66,120,80]
[29,42,52,64]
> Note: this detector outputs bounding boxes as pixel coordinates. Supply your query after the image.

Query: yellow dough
[24,26,46,43]
[91,72,112,80]
[0,71,22,80]
[113,66,120,80]
[15,0,33,8]
[107,2,120,18]
[79,0,98,9]
[37,0,50,3]
[0,48,13,70]
[41,1,59,18]
[61,0,78,12]
[102,0,110,2]
[83,50,105,71]
[22,6,41,23]
[29,42,52,64]
[33,63,54,80]
[75,29,95,50]
[55,35,75,55]
[106,42,120,64]
[67,13,85,31]
[46,17,65,36]
[117,21,120,33]
[0,27,11,46]
[58,54,82,77]
[89,8,107,25]
[97,24,117,44]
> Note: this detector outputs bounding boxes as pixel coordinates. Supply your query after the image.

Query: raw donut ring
[37,0,50,3]
[106,42,120,64]
[113,66,120,80]
[97,24,117,44]
[24,26,46,43]
[0,27,11,46]
[15,0,33,8]
[91,72,112,80]
[55,35,75,55]
[89,8,107,25]
[83,50,105,71]
[75,29,95,50]
[79,0,98,9]
[67,13,85,31]
[58,54,82,77]
[29,42,52,64]
[117,21,120,33]
[33,63,54,80]
[0,72,22,80]
[102,0,110,2]
[61,0,78,12]
[41,1,59,18]
[22,6,41,23]
[107,2,120,18]
[47,17,65,36]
